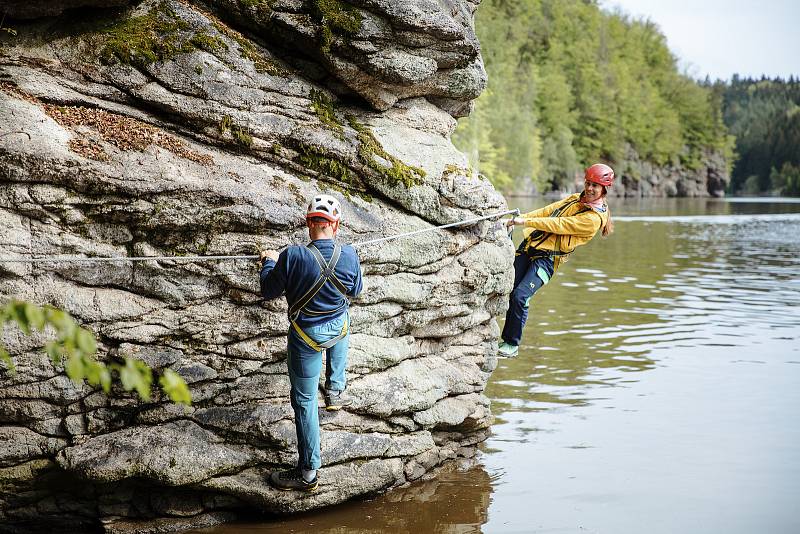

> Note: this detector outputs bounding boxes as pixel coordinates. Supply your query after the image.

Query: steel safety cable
[0,208,520,264]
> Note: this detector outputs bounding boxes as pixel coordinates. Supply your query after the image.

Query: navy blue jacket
[260,239,363,327]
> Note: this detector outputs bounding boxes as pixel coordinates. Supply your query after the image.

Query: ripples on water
[491,214,800,415]
[484,201,800,534]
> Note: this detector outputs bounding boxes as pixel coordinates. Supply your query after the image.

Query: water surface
[194,197,800,534]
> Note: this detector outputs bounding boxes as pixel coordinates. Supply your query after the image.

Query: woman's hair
[602,213,614,237]
[601,186,614,237]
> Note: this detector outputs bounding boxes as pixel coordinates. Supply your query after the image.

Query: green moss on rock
[100,2,228,67]
[292,142,373,201]
[286,182,306,204]
[100,2,185,66]
[309,89,343,132]
[443,163,476,179]
[347,115,426,188]
[237,0,275,19]
[233,127,253,147]
[219,115,233,134]
[327,182,374,203]
[188,32,228,55]
[310,0,362,52]
[0,459,54,490]
[219,115,253,148]
[297,143,356,184]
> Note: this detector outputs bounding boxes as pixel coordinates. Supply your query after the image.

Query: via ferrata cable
[0,209,520,264]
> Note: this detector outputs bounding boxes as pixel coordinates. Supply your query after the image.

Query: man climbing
[259,193,363,492]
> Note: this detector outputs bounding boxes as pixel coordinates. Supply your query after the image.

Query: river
[191,197,800,534]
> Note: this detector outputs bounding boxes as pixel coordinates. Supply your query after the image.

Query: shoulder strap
[551,198,580,217]
[524,198,583,252]
[288,244,349,320]
[309,244,349,297]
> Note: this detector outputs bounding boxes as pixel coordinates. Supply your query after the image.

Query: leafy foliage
[770,162,800,197]
[1,300,191,405]
[452,0,731,193]
[716,76,800,195]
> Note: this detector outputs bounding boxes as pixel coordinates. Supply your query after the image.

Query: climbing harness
[519,198,593,261]
[0,209,519,264]
[288,243,350,353]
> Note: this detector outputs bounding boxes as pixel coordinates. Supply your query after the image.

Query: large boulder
[0,0,510,532]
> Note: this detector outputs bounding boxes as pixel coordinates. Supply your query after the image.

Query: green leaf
[3,300,189,406]
[118,358,152,401]
[65,353,85,383]
[83,358,105,387]
[159,369,192,406]
[23,302,46,331]
[117,359,136,390]
[98,367,112,393]
[44,341,62,365]
[45,308,75,339]
[11,302,31,335]
[0,346,16,374]
[75,328,97,356]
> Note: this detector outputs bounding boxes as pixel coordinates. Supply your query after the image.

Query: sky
[600,0,800,81]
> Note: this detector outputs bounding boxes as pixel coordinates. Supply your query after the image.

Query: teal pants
[286,312,349,471]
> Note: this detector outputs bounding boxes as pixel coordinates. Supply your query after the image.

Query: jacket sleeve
[347,251,363,298]
[259,252,287,300]
[523,210,602,237]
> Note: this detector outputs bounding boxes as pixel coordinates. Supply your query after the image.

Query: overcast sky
[600,0,800,81]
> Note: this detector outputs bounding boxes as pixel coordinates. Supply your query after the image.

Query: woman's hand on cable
[506,217,525,228]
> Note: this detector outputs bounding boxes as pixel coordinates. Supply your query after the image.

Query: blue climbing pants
[286,312,349,471]
[501,254,554,346]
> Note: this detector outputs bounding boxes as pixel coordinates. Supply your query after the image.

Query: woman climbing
[498,163,615,357]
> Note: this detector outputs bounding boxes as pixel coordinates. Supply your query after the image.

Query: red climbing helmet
[584,163,615,187]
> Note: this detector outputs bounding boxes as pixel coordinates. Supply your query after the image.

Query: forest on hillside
[452,0,734,194]
[715,76,800,196]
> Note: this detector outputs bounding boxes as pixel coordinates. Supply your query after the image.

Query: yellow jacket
[520,193,609,271]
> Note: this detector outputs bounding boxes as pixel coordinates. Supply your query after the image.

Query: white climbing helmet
[306,194,342,223]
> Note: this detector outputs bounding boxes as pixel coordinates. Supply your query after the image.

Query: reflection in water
[190,463,492,534]
[197,199,800,534]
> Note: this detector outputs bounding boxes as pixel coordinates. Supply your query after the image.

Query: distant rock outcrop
[606,145,730,198]
[0,0,510,532]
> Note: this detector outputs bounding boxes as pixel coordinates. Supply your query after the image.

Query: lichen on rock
[0,0,510,531]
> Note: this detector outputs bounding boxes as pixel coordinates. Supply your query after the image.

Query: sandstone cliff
[0,1,512,531]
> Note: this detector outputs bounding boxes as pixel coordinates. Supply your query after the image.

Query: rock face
[0,1,510,532]
[603,144,731,198]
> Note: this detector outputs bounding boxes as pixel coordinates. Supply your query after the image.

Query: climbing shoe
[269,468,318,492]
[324,389,352,411]
[497,342,519,357]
